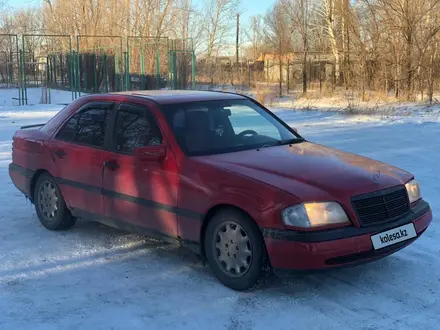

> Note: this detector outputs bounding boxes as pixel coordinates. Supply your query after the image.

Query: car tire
[33,172,76,230]
[204,208,270,291]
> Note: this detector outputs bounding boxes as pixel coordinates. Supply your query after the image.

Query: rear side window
[113,103,163,154]
[56,104,111,148]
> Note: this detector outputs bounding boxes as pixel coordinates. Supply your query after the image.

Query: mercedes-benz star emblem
[373,170,381,184]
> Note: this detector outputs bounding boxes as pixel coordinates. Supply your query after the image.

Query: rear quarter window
[56,114,79,141]
[40,103,78,137]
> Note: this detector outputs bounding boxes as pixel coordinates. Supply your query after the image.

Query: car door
[102,102,179,240]
[48,101,114,217]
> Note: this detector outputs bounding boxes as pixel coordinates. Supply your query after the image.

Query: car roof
[106,90,248,105]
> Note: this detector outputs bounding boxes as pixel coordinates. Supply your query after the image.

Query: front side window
[162,99,302,156]
[113,104,162,154]
[56,104,111,148]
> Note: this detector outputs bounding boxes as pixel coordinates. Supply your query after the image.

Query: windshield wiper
[258,138,304,149]
[279,137,305,145]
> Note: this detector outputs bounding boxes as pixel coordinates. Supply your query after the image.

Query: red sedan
[9,91,432,291]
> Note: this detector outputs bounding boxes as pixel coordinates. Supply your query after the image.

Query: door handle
[54,149,67,159]
[104,160,120,171]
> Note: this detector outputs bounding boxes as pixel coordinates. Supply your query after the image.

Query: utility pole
[236,13,240,65]
[233,13,239,87]
[302,0,308,94]
[342,0,349,90]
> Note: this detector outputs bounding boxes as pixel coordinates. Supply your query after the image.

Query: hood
[197,141,413,202]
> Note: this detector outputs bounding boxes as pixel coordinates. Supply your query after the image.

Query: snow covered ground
[0,89,439,329]
[0,87,75,107]
[272,95,440,117]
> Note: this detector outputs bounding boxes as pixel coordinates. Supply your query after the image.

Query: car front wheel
[34,172,76,230]
[204,208,270,291]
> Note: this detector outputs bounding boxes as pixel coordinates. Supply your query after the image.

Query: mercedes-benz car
[9,90,432,291]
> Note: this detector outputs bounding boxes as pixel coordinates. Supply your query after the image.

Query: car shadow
[55,218,420,296]
[71,218,207,267]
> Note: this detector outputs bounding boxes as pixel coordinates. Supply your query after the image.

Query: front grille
[351,186,410,227]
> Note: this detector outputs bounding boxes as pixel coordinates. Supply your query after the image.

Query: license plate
[371,223,417,250]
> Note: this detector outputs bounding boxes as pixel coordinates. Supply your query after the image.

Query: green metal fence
[0,34,21,104]
[126,37,169,90]
[20,34,74,105]
[168,39,196,90]
[76,35,124,97]
[10,35,195,105]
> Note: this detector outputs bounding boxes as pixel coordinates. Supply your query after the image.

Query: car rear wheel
[204,208,270,291]
[34,173,76,230]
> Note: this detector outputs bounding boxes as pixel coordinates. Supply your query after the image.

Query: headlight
[281,202,350,228]
[405,179,421,204]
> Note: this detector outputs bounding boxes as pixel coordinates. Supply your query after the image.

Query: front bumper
[263,200,432,273]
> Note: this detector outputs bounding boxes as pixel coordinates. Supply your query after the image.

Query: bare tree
[245,15,265,61]
[265,0,292,97]
[317,0,341,86]
[199,0,239,86]
[372,0,440,99]
[282,0,313,93]
[3,0,440,101]
[202,0,239,59]
[348,2,370,100]
[0,0,7,19]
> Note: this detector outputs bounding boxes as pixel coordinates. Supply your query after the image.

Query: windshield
[162,99,303,156]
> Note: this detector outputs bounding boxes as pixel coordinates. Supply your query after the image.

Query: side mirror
[134,145,166,162]
[290,126,298,133]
